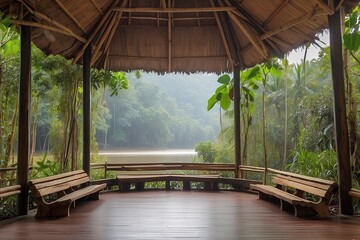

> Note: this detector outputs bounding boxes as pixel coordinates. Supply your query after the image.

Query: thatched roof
[0,0,359,73]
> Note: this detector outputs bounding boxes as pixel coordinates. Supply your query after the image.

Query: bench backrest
[271,173,337,199]
[28,170,90,198]
[0,185,21,198]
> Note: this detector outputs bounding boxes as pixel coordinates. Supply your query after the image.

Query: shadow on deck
[1,191,360,240]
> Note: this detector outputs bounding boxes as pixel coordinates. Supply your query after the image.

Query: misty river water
[98,149,197,163]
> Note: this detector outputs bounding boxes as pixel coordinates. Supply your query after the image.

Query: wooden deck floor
[1,191,360,239]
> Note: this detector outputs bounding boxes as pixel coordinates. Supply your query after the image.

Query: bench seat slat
[34,177,90,197]
[272,176,328,198]
[274,174,336,191]
[31,173,89,190]
[251,184,313,204]
[349,188,360,198]
[29,170,85,185]
[55,184,107,203]
[0,190,21,198]
[0,185,21,195]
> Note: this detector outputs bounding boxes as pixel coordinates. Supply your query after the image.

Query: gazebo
[0,0,359,220]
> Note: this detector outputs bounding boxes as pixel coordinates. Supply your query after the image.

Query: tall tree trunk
[282,73,288,169]
[262,90,268,184]
[345,48,360,175]
[30,99,39,165]
[5,99,18,165]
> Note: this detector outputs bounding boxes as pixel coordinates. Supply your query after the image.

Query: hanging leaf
[217,74,231,84]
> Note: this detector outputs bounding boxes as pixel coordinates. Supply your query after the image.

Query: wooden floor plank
[1,191,360,239]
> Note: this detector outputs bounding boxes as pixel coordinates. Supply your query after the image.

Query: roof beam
[223,10,268,59]
[167,0,172,72]
[11,19,86,42]
[54,0,86,33]
[112,6,236,13]
[309,0,334,15]
[91,0,103,15]
[19,3,85,43]
[210,0,234,67]
[73,0,120,64]
[263,0,290,26]
[92,0,128,66]
[261,9,327,40]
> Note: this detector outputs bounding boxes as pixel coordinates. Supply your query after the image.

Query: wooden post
[83,46,91,175]
[234,65,241,178]
[16,17,31,216]
[328,5,353,215]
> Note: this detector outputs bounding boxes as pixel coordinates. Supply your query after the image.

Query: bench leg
[88,191,101,200]
[135,182,145,191]
[280,200,294,213]
[165,180,171,191]
[119,183,131,192]
[313,202,330,217]
[294,205,316,218]
[35,204,51,218]
[48,202,72,218]
[183,181,191,191]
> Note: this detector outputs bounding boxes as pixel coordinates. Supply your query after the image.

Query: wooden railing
[90,162,266,180]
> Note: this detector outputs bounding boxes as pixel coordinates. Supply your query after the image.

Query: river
[98,149,197,163]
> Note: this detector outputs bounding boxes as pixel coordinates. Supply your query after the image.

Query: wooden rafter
[194,0,201,26]
[209,0,233,67]
[263,0,290,26]
[220,1,268,59]
[95,0,128,67]
[73,0,120,64]
[261,9,327,40]
[19,3,85,43]
[91,0,103,15]
[223,0,269,59]
[309,0,334,14]
[91,12,118,65]
[112,6,236,13]
[54,0,86,33]
[11,19,86,42]
[167,0,172,72]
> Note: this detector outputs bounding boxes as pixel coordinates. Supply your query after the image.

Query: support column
[83,46,91,175]
[234,65,241,178]
[328,5,353,215]
[17,18,31,216]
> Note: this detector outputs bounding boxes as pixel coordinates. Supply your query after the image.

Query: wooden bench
[349,188,360,199]
[28,170,107,218]
[0,185,21,198]
[250,168,338,217]
[117,174,220,191]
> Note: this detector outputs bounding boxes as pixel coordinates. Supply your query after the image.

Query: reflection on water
[98,149,197,163]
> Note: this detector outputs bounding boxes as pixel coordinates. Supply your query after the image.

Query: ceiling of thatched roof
[0,0,359,73]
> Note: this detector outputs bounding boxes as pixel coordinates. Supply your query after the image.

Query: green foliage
[286,149,337,181]
[207,74,232,111]
[344,6,360,52]
[195,142,217,163]
[30,153,60,179]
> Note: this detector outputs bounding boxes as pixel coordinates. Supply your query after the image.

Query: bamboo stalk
[168,0,172,72]
[11,20,86,42]
[91,12,119,66]
[263,0,290,26]
[223,0,268,59]
[210,0,233,67]
[261,10,327,40]
[54,0,86,33]
[112,6,236,13]
[309,0,334,14]
[91,0,103,15]
[100,0,129,66]
[72,0,120,64]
